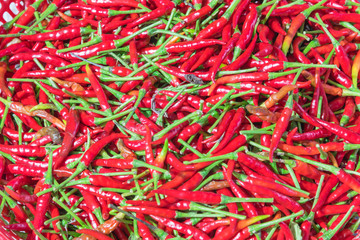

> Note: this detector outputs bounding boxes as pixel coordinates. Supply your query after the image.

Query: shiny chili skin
[21,26,93,41]
[223,162,258,217]
[212,108,245,153]
[151,215,211,240]
[316,118,360,144]
[72,184,123,204]
[208,32,240,82]
[53,109,80,169]
[269,103,293,162]
[236,5,257,51]
[172,0,218,33]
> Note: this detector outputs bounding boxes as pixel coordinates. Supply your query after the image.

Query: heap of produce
[1,0,360,239]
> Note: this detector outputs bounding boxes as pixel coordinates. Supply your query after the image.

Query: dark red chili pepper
[4,186,37,203]
[235,152,284,183]
[292,128,332,141]
[0,220,22,240]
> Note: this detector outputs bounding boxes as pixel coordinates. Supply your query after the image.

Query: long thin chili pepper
[282,0,327,55]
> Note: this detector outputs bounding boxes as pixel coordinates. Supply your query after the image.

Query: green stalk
[178,139,204,158]
[26,219,48,240]
[156,8,177,45]
[94,108,134,125]
[153,110,202,140]
[321,206,355,240]
[0,96,11,132]
[114,21,163,48]
[58,35,101,53]
[156,88,185,126]
[248,210,304,233]
[52,197,87,228]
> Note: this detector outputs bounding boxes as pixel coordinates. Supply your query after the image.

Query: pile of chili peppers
[2,0,360,239]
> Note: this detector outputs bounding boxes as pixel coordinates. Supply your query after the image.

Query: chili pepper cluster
[1,0,360,239]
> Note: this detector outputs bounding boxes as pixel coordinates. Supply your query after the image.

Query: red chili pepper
[127,2,175,28]
[208,31,240,82]
[322,13,360,24]
[313,14,352,77]
[233,5,258,57]
[196,0,242,40]
[152,189,271,205]
[77,229,113,240]
[190,47,216,72]
[268,18,286,36]
[232,0,250,28]
[137,213,156,240]
[279,222,294,240]
[53,108,80,169]
[212,108,244,153]
[151,215,211,240]
[82,0,145,8]
[269,92,294,161]
[203,110,234,144]
[223,162,258,217]
[86,65,112,115]
[282,0,327,55]
[278,141,360,155]
[72,184,123,204]
[4,186,37,203]
[316,118,360,144]
[21,26,95,42]
[171,0,219,33]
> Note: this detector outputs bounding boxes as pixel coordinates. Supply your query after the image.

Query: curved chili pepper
[195,0,241,40]
[208,31,240,82]
[212,108,245,153]
[232,0,250,28]
[316,118,360,144]
[223,162,258,217]
[72,184,123,204]
[171,0,219,33]
[282,0,326,55]
[233,4,258,57]
[151,215,211,240]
